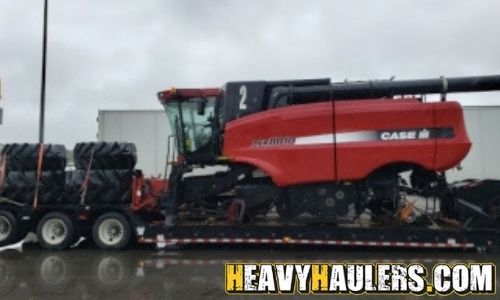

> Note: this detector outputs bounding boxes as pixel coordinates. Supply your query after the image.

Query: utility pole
[39,0,48,143]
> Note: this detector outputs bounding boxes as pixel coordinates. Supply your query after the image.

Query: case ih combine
[1,74,500,251]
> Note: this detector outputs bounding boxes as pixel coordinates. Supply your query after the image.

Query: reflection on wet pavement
[0,246,498,299]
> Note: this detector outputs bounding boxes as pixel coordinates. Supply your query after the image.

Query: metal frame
[136,223,498,252]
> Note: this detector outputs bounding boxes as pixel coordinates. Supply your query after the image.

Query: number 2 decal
[239,85,247,110]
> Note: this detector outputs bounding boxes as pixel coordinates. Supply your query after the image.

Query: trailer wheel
[92,213,131,250]
[37,212,75,250]
[0,210,19,247]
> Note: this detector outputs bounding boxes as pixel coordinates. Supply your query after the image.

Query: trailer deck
[136,223,499,252]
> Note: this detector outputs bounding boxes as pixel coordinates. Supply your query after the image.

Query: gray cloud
[1,0,500,147]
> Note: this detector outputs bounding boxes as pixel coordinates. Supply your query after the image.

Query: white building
[97,107,500,181]
[98,110,170,177]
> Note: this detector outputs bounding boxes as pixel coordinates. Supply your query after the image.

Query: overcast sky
[1,0,500,147]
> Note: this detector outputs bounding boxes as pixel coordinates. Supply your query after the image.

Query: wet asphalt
[0,241,499,300]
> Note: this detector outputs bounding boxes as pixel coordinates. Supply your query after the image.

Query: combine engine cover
[223,98,470,186]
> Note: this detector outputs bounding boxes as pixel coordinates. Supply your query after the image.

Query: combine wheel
[37,212,76,250]
[0,210,19,247]
[92,212,131,250]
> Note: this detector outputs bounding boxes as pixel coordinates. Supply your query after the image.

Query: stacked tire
[67,142,137,204]
[73,142,137,170]
[0,142,137,250]
[0,144,67,247]
[0,143,67,205]
[72,142,137,250]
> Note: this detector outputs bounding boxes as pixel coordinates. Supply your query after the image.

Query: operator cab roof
[157,88,221,103]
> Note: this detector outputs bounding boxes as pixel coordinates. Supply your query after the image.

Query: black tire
[0,210,20,247]
[98,170,132,204]
[38,171,66,205]
[36,212,75,250]
[41,144,67,170]
[1,143,37,170]
[92,212,131,250]
[0,171,66,205]
[1,143,66,171]
[66,169,132,204]
[0,172,35,204]
[63,171,82,204]
[74,142,137,170]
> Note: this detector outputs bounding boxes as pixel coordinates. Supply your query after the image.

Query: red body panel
[434,102,471,171]
[223,102,335,186]
[223,99,471,187]
[335,99,434,180]
[131,175,168,212]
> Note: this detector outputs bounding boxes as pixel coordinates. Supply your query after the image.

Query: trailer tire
[0,210,19,247]
[37,212,75,250]
[92,212,131,250]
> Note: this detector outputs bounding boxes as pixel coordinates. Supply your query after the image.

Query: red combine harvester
[1,75,500,251]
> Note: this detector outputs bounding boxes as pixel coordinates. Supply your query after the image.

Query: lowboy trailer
[1,74,500,251]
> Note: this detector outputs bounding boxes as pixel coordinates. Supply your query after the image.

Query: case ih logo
[380,129,430,140]
[252,137,296,148]
[379,127,454,141]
